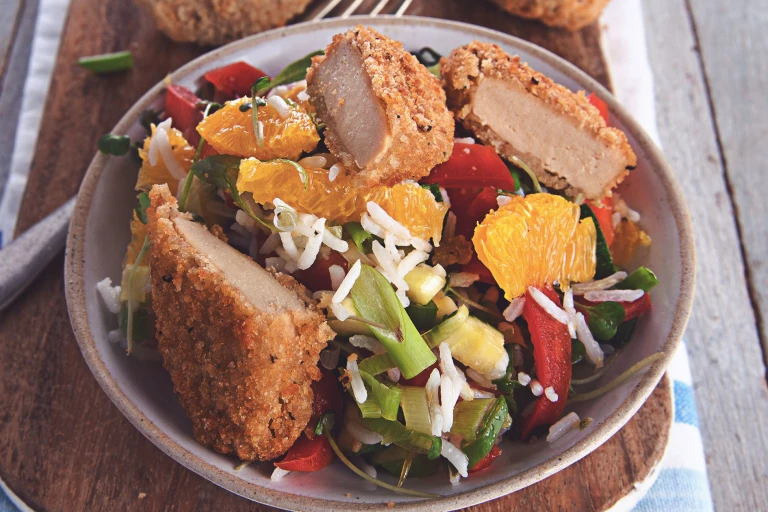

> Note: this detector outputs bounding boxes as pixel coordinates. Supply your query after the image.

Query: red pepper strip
[578,293,651,322]
[588,93,610,124]
[586,197,614,247]
[468,445,502,473]
[165,85,203,141]
[308,368,344,436]
[448,186,498,240]
[204,61,268,98]
[275,434,335,471]
[462,256,495,285]
[422,143,516,191]
[292,251,349,292]
[519,286,572,440]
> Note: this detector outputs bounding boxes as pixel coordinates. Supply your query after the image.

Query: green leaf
[405,300,438,331]
[98,134,131,156]
[504,163,524,193]
[135,192,151,224]
[580,203,617,279]
[344,222,374,253]
[191,154,275,232]
[610,318,638,348]
[314,411,336,435]
[78,51,133,74]
[461,396,508,468]
[270,50,324,89]
[139,109,161,133]
[614,266,659,292]
[583,301,626,341]
[571,338,587,364]
[350,265,437,379]
[420,183,443,202]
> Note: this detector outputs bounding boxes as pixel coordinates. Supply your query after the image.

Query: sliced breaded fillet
[146,185,332,461]
[441,42,636,201]
[306,26,454,187]
[486,0,610,31]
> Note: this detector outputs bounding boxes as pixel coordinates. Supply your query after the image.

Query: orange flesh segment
[473,193,597,299]
[236,159,448,244]
[197,96,319,161]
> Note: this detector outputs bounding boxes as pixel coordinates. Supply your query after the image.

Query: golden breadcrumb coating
[487,0,610,31]
[306,26,454,187]
[146,185,332,461]
[135,0,313,46]
[441,41,636,200]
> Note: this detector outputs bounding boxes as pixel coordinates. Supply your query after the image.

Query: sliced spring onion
[423,305,469,348]
[98,134,131,156]
[350,265,437,379]
[613,266,659,292]
[406,300,438,331]
[360,371,401,421]
[358,352,396,376]
[460,396,508,468]
[449,398,494,443]
[344,222,374,254]
[362,418,442,460]
[400,386,433,436]
[78,51,133,74]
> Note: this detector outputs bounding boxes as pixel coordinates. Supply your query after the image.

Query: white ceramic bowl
[65,16,695,511]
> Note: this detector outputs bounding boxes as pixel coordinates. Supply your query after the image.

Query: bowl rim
[64,14,696,511]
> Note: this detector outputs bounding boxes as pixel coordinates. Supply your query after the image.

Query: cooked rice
[583,289,644,302]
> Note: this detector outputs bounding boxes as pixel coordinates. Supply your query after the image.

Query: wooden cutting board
[0,0,671,510]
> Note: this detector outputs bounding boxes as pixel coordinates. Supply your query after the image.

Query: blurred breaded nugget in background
[135,0,313,46]
[486,0,611,31]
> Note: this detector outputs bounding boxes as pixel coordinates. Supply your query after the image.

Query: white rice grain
[248,235,260,260]
[449,272,480,288]
[466,368,495,388]
[328,163,344,182]
[329,265,346,291]
[367,201,411,239]
[454,137,475,144]
[347,358,368,404]
[425,369,444,436]
[503,297,526,322]
[279,231,300,261]
[547,412,580,443]
[372,241,408,290]
[346,421,383,445]
[583,289,644,303]
[528,287,570,325]
[260,233,280,254]
[332,259,362,303]
[298,155,327,168]
[440,187,451,207]
[320,348,340,370]
[575,312,604,368]
[155,127,186,180]
[444,212,457,239]
[360,213,386,238]
[349,334,384,354]
[267,95,290,119]
[571,272,628,294]
[530,379,544,396]
[397,250,429,278]
[264,257,286,272]
[330,301,350,321]
[271,467,291,481]
[497,195,512,207]
[297,218,325,270]
[96,277,121,314]
[440,375,457,432]
[517,371,532,386]
[396,287,410,308]
[544,386,559,402]
[432,264,447,278]
[441,439,469,478]
[410,237,433,253]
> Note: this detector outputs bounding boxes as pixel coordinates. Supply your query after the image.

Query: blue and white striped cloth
[0,0,713,509]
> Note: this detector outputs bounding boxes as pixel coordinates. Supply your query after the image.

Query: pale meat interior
[173,217,303,312]
[472,78,626,199]
[313,39,391,168]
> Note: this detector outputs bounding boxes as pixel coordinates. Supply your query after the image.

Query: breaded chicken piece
[306,26,454,187]
[146,185,332,461]
[135,0,313,46]
[441,42,636,201]
[487,0,610,31]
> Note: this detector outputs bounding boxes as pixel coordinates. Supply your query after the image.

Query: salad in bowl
[92,25,666,499]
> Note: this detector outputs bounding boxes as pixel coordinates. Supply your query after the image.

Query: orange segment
[611,219,651,267]
[197,96,319,161]
[237,159,448,243]
[136,125,195,193]
[473,194,596,299]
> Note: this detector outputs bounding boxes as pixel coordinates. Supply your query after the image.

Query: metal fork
[0,0,416,312]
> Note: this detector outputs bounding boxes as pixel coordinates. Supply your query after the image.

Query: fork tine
[369,0,391,16]
[394,0,413,16]
[313,0,344,20]
[340,0,366,18]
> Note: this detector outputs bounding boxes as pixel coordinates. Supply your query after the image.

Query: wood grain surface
[643,0,768,508]
[0,0,673,510]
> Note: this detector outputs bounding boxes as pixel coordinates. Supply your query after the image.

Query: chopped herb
[191,154,275,232]
[195,100,222,114]
[420,183,443,202]
[492,345,523,415]
[135,192,151,224]
[575,301,626,341]
[344,222,374,253]
[580,203,617,278]
[78,51,134,74]
[261,50,324,93]
[314,411,336,436]
[97,134,131,156]
[613,266,659,292]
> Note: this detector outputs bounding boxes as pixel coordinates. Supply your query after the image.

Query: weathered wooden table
[0,0,766,509]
